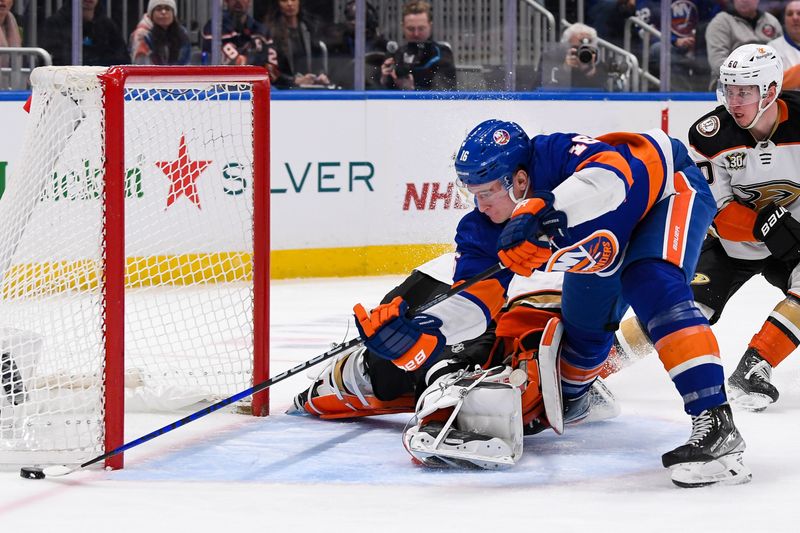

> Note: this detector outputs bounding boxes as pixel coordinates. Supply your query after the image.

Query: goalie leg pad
[289,345,414,419]
[404,366,523,469]
[0,328,43,409]
[538,317,565,434]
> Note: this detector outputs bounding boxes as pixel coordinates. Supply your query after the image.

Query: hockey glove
[754,203,800,262]
[497,192,567,276]
[353,296,445,372]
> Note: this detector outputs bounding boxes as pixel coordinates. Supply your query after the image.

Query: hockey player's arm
[424,211,511,344]
[688,143,757,242]
[711,200,757,242]
[550,153,629,226]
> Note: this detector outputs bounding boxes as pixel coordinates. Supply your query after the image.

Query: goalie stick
[21,262,506,479]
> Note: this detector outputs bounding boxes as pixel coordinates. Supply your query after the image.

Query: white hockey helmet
[718,44,783,129]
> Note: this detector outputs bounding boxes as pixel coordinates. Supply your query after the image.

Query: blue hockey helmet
[454,120,531,190]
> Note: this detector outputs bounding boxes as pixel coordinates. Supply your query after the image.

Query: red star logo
[155,134,212,209]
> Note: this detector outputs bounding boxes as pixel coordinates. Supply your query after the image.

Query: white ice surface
[1,275,799,532]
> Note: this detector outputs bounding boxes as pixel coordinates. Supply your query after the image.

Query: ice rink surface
[1,274,799,532]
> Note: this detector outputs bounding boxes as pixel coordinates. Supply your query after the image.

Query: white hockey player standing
[687,44,800,411]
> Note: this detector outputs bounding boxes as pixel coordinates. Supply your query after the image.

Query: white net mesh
[0,67,262,464]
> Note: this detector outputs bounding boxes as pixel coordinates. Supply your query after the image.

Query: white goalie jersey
[688,91,800,261]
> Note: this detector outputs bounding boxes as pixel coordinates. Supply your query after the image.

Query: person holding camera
[380,0,456,91]
[544,23,610,91]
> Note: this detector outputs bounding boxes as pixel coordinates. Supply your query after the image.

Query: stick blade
[42,465,75,477]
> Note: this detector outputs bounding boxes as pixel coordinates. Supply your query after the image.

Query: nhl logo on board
[493,129,511,145]
[696,116,720,137]
[725,151,746,170]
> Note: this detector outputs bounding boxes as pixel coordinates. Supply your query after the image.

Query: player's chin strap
[508,178,530,204]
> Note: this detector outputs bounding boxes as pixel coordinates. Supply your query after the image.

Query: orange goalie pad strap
[495,306,560,339]
[713,202,757,242]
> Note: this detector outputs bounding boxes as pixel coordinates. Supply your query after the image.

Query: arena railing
[0,47,53,90]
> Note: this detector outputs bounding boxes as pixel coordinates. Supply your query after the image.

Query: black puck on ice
[20,467,45,479]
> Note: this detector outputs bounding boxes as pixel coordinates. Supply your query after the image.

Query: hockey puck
[20,466,45,480]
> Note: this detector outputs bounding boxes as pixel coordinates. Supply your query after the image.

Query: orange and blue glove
[353,296,445,372]
[497,192,567,276]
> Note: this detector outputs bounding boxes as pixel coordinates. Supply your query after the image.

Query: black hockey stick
[23,262,506,479]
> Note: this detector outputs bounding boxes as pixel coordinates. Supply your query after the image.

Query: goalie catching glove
[353,296,445,372]
[497,192,568,276]
[754,203,800,262]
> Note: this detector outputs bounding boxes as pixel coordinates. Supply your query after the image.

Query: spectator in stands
[541,23,611,91]
[769,0,800,89]
[706,0,782,86]
[42,0,129,66]
[130,0,191,65]
[323,0,388,89]
[380,0,456,91]
[0,0,22,68]
[202,0,277,72]
[264,0,331,89]
[629,0,722,91]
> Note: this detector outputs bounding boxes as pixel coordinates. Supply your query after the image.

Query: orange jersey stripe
[575,151,634,188]
[598,132,665,213]
[560,359,604,383]
[654,325,720,371]
[713,201,758,242]
[460,278,506,319]
[663,172,693,267]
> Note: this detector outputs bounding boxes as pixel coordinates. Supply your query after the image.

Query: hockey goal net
[0,66,270,468]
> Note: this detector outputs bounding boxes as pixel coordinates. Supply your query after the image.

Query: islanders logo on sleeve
[544,231,620,274]
[493,129,510,145]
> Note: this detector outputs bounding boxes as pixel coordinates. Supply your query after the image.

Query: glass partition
[2,1,787,94]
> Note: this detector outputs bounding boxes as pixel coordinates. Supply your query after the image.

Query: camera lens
[577,45,595,64]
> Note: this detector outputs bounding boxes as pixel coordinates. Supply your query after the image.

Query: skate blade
[728,389,773,412]
[670,452,752,488]
[584,379,621,423]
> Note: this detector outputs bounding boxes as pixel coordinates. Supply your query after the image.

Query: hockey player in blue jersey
[351,119,751,487]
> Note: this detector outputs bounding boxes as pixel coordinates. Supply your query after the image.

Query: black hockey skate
[662,404,751,488]
[728,348,779,412]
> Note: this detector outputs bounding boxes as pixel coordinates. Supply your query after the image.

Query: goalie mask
[718,44,783,130]
[454,119,531,205]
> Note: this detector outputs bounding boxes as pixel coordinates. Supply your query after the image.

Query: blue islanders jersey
[422,209,511,346]
[528,128,708,275]
[424,128,713,347]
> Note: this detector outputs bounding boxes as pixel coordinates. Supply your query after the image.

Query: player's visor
[456,177,509,205]
[719,84,761,107]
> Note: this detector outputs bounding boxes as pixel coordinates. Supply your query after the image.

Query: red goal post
[0,66,270,469]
